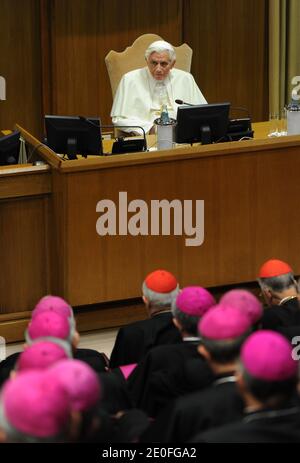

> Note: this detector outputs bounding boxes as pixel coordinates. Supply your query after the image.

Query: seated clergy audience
[46,359,103,442]
[30,301,149,419]
[46,359,149,443]
[2,272,300,443]
[141,305,252,442]
[25,310,77,346]
[26,309,110,373]
[31,295,109,371]
[0,371,72,442]
[0,297,108,386]
[97,370,134,416]
[32,295,76,329]
[257,259,300,339]
[15,340,72,373]
[109,269,181,368]
[220,289,263,329]
[127,286,216,416]
[196,331,299,443]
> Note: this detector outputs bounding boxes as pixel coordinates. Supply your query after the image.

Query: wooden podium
[1,122,300,340]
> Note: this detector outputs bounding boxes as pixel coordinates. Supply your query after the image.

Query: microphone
[101,124,147,152]
[175,99,194,106]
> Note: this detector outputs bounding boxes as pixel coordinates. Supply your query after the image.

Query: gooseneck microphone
[175,99,194,106]
[78,116,147,152]
[101,124,147,152]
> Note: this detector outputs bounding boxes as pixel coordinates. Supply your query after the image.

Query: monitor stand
[67,138,78,160]
[200,125,211,145]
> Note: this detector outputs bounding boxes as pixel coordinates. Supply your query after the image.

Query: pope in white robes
[111,40,207,135]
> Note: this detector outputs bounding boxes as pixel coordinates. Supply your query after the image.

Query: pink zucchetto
[17,341,71,372]
[46,359,101,412]
[199,304,252,340]
[32,295,74,321]
[220,289,263,324]
[26,311,71,344]
[241,330,297,381]
[175,286,216,317]
[0,371,71,439]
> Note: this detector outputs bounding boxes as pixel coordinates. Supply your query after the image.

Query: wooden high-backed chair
[105,33,193,98]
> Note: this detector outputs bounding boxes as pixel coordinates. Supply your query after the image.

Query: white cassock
[111,67,207,134]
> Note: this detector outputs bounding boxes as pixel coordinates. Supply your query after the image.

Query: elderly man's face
[147,51,175,80]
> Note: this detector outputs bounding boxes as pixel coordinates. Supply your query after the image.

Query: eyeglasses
[148,60,172,69]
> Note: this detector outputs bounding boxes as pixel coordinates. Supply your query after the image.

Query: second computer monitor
[0,130,20,166]
[45,115,103,159]
[176,102,230,145]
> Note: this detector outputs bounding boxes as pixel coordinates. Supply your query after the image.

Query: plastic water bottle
[160,104,170,124]
[287,98,300,135]
[156,81,168,106]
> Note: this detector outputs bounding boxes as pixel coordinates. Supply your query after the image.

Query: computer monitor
[176,102,230,145]
[0,130,20,165]
[45,115,103,160]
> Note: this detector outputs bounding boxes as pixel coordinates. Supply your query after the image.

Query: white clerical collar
[145,67,173,108]
[214,376,236,386]
[145,67,169,90]
[183,336,201,343]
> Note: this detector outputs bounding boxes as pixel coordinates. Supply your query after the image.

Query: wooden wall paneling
[0,0,269,141]
[75,303,148,333]
[40,0,53,117]
[0,316,32,344]
[48,0,183,125]
[0,0,42,137]
[50,169,68,298]
[0,301,148,343]
[183,0,268,122]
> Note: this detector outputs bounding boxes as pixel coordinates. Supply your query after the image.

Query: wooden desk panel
[48,132,300,306]
[0,165,51,199]
[0,166,51,313]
